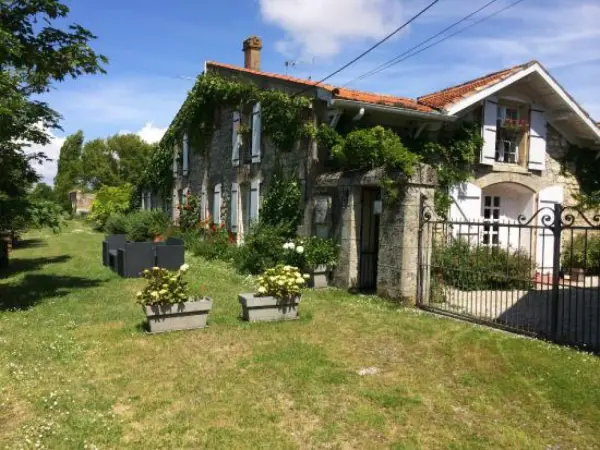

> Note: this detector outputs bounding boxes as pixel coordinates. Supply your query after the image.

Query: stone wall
[174,102,319,237]
[316,165,437,302]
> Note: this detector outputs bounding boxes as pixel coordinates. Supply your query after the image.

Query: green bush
[304,237,339,269]
[126,210,170,242]
[104,213,128,235]
[27,200,65,233]
[89,184,133,230]
[260,173,303,238]
[189,224,236,261]
[433,239,534,291]
[233,224,288,274]
[561,234,600,274]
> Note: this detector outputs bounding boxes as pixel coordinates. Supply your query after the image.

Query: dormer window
[495,106,528,164]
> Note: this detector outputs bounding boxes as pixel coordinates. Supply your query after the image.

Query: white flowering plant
[282,239,307,268]
[256,265,309,299]
[136,264,191,306]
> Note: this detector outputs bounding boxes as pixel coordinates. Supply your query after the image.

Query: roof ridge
[417,60,536,101]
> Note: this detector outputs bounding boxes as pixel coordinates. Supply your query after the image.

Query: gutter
[328,98,456,122]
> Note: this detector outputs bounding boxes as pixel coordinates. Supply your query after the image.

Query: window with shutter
[480,99,497,166]
[232,112,241,167]
[528,110,547,171]
[182,134,189,175]
[251,103,262,163]
[249,180,260,223]
[213,184,222,224]
[230,183,239,233]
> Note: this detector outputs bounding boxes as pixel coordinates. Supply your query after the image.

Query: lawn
[1,222,600,449]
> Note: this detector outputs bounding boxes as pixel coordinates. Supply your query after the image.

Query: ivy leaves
[148,74,313,191]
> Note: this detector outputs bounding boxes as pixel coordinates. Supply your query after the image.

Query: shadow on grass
[0,255,71,278]
[13,238,47,249]
[0,273,104,311]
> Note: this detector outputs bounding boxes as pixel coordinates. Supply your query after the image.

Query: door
[359,188,381,291]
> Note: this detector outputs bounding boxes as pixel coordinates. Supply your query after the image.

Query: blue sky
[35,0,600,184]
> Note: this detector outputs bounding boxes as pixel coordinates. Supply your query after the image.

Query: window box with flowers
[238,265,309,322]
[138,264,213,333]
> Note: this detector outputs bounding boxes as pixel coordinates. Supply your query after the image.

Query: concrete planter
[238,293,301,322]
[310,264,330,289]
[143,297,213,333]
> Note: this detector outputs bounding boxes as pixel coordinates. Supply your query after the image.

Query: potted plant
[239,265,308,322]
[138,264,213,333]
[303,237,340,288]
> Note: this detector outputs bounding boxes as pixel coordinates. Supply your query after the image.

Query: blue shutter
[249,180,260,223]
[213,184,221,225]
[251,103,262,163]
[230,183,239,232]
[182,134,189,176]
[232,112,241,167]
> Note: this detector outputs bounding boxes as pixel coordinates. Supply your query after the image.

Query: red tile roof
[206,61,436,113]
[417,61,537,110]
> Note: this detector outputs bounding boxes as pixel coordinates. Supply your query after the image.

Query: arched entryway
[480,182,536,252]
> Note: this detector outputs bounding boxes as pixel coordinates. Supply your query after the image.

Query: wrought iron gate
[417,196,600,352]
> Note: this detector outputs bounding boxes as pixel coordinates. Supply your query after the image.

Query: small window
[495,106,522,164]
[482,195,501,247]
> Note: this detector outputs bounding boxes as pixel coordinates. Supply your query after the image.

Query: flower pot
[309,264,329,289]
[238,293,301,322]
[143,297,213,333]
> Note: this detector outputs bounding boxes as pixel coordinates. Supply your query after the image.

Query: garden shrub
[433,239,534,290]
[27,200,66,233]
[126,210,170,242]
[177,194,203,231]
[304,237,339,269]
[260,172,303,238]
[89,184,133,230]
[233,224,288,274]
[189,224,236,261]
[104,213,128,235]
[561,233,600,274]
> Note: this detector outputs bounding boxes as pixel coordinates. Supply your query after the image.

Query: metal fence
[417,196,600,352]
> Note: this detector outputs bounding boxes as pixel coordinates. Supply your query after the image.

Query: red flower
[220,223,225,229]
[211,225,217,232]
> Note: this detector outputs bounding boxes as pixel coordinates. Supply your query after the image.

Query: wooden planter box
[309,265,329,289]
[238,293,301,322]
[143,297,213,333]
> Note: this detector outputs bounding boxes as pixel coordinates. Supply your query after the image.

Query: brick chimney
[243,36,263,71]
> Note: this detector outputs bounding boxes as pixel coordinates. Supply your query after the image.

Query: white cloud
[120,122,167,144]
[259,0,407,57]
[28,131,66,186]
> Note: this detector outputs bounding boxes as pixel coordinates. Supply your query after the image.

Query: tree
[107,134,155,186]
[29,183,55,202]
[0,0,107,231]
[81,138,118,189]
[54,130,84,208]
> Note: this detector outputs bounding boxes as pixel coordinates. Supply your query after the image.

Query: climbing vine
[317,121,482,206]
[144,74,312,190]
[561,145,600,209]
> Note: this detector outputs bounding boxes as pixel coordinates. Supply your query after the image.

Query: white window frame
[495,106,520,164]
[482,195,501,247]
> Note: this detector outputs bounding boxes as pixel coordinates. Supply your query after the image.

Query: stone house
[153,36,600,301]
[69,190,95,216]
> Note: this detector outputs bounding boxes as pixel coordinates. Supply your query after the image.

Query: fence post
[416,194,426,306]
[550,202,562,342]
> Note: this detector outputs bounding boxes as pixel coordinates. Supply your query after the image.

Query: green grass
[1,222,600,449]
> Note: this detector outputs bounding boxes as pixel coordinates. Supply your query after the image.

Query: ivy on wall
[146,72,484,212]
[316,121,483,208]
[144,74,312,190]
[561,145,600,209]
